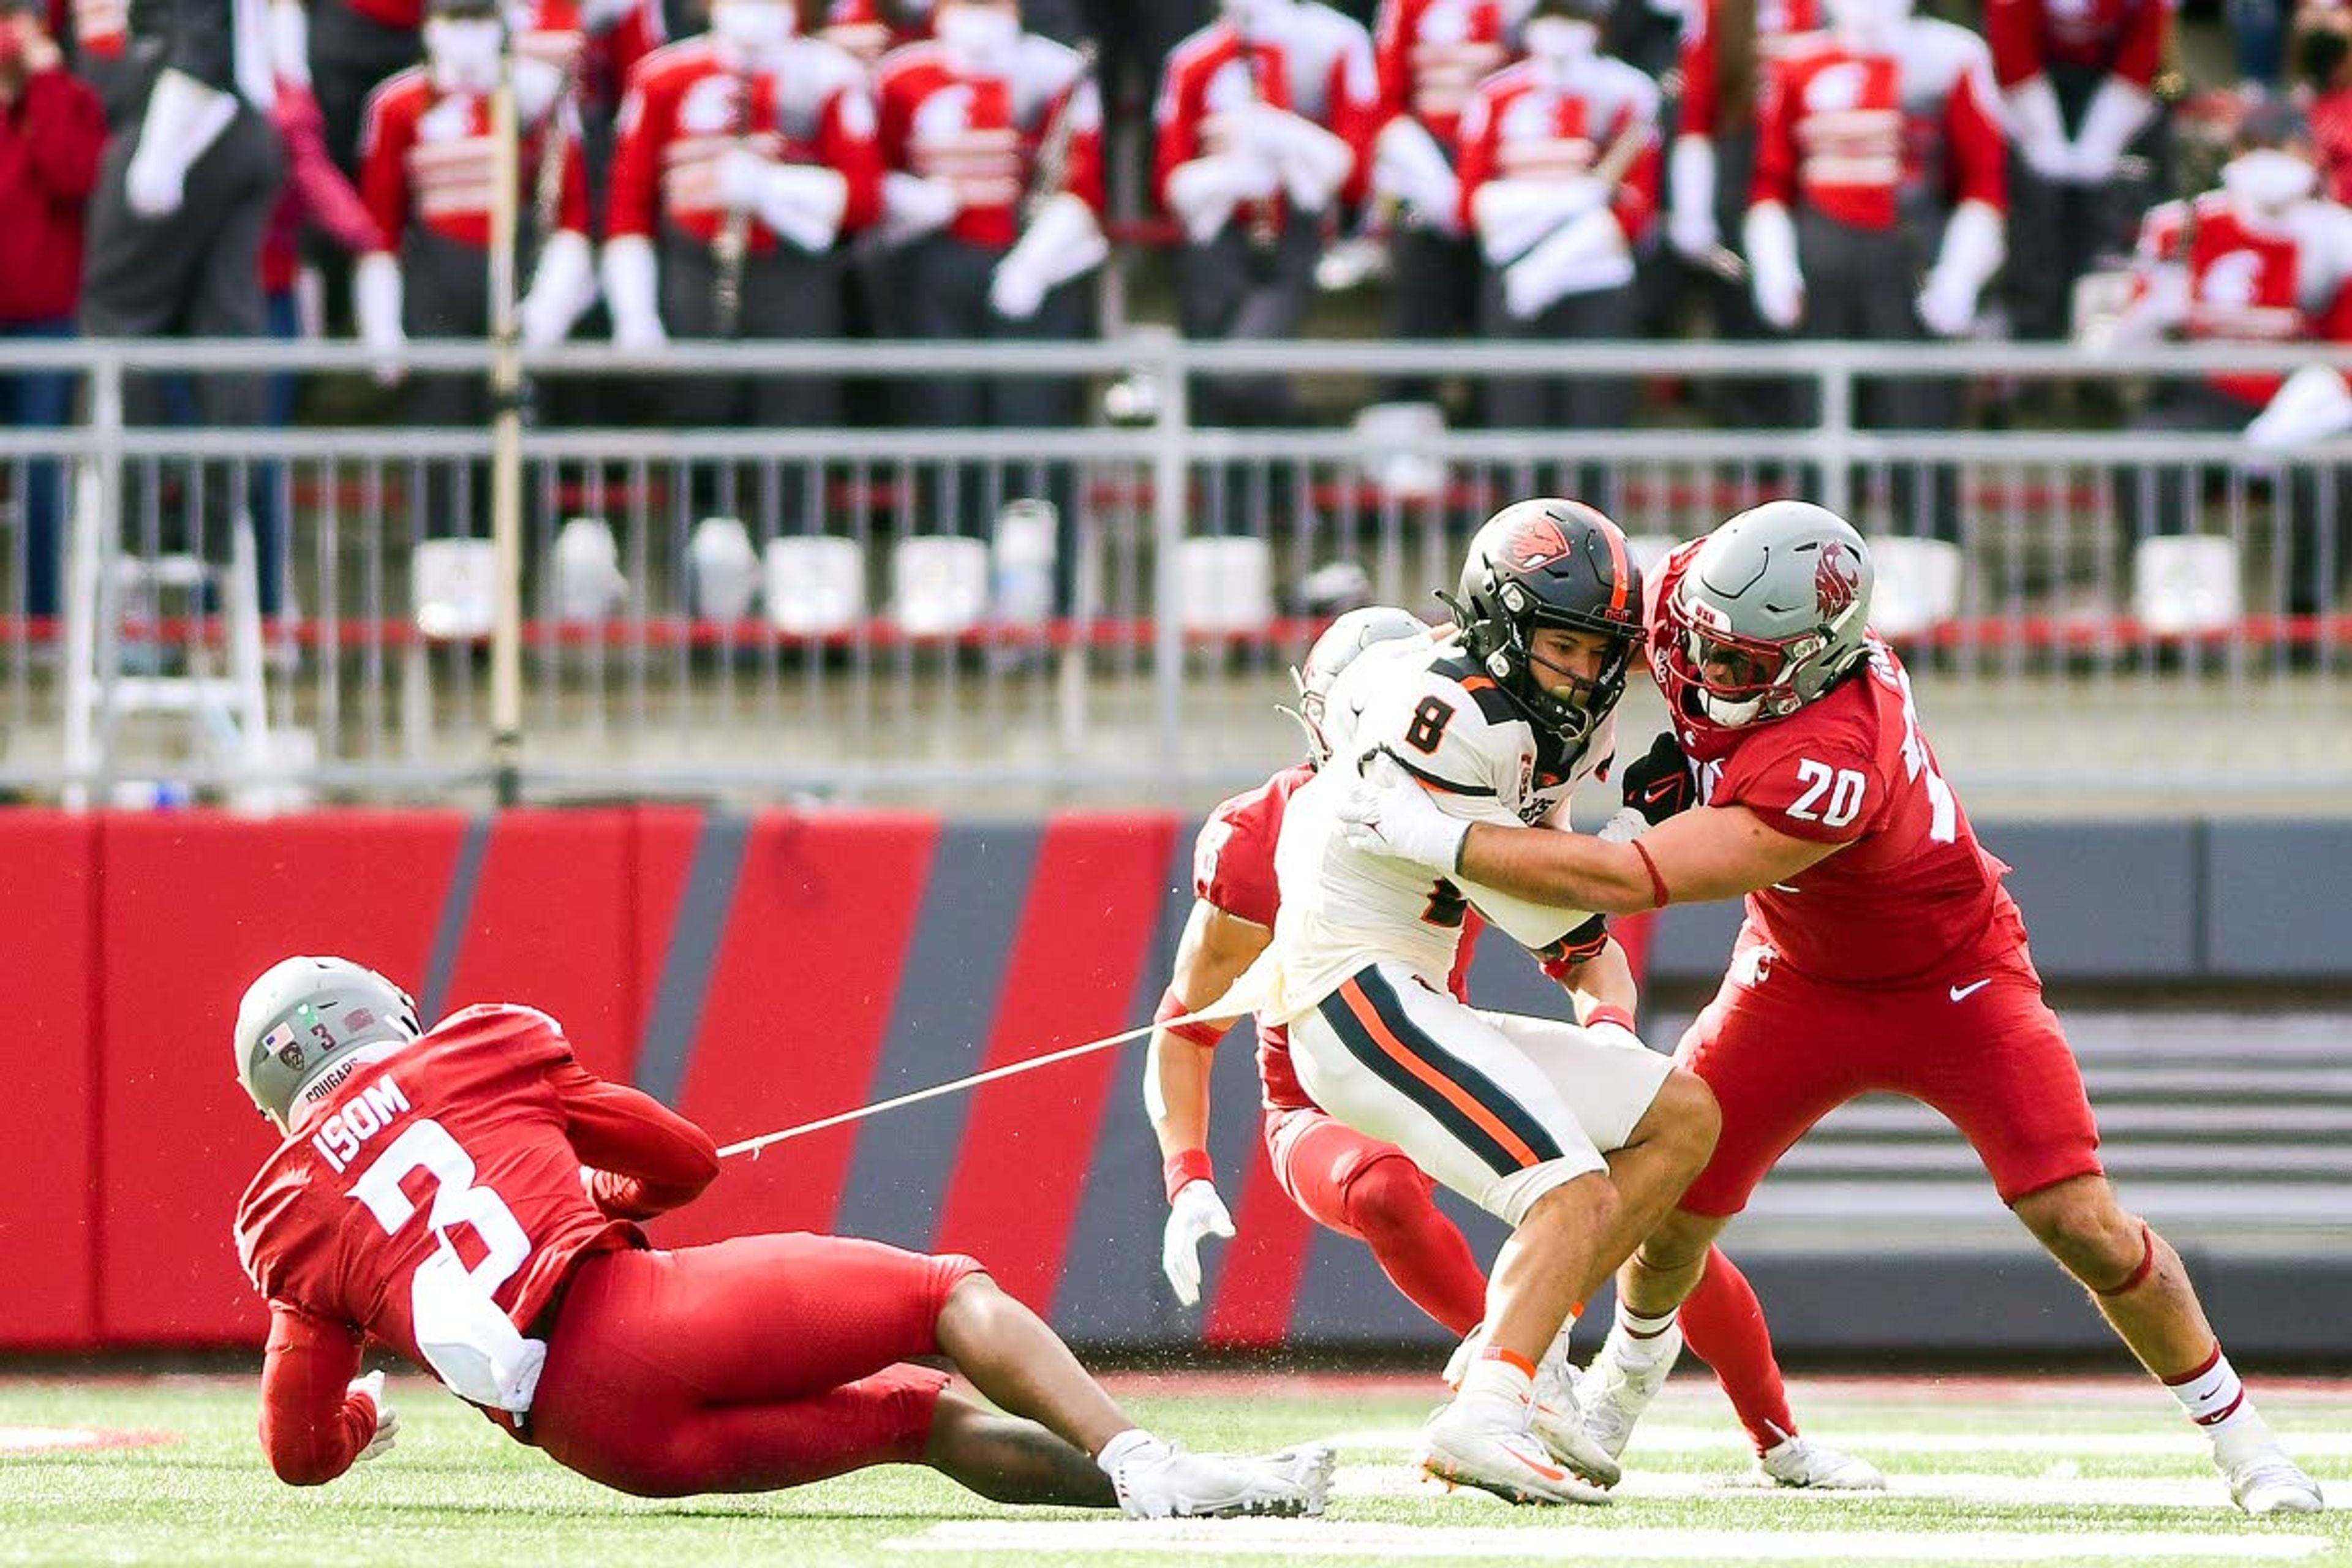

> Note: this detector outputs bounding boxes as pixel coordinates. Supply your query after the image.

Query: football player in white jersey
[1251,499,1722,1506]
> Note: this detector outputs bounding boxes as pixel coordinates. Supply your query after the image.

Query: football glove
[350,1370,399,1462]
[1161,1179,1236,1308]
[1620,732,1695,826]
[1337,756,1469,873]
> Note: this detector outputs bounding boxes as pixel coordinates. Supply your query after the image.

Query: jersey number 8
[1406,696,1453,754]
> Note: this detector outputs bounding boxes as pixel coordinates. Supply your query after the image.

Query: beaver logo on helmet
[1504,513,1573,571]
[1815,541,1861,620]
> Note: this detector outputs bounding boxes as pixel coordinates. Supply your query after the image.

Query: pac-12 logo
[1814,540,1860,620]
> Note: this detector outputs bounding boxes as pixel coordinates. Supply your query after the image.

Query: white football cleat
[2225,1450,2325,1517]
[1112,1441,1329,1520]
[1531,1349,1624,1487]
[1572,1321,1684,1462]
[1419,1401,1611,1507]
[1755,1433,1888,1491]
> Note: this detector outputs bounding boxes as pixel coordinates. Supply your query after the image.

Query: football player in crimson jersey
[1336,501,2326,1518]
[1147,606,1493,1334]
[229,957,1332,1517]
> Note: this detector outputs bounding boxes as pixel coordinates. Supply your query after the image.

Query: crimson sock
[1344,1161,1489,1337]
[1679,1244,1796,1454]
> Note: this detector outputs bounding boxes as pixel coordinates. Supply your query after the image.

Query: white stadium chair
[2132,535,2243,636]
[688,517,760,622]
[892,536,991,636]
[1177,536,1275,635]
[1868,537,1964,639]
[1353,401,1448,503]
[990,500,1059,627]
[410,538,500,642]
[552,518,627,624]
[763,535,865,636]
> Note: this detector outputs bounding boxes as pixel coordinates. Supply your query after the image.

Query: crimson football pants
[1264,1107,1488,1336]
[529,1233,981,1498]
[1673,933,2105,1218]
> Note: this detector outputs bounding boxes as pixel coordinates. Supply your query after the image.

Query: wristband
[1584,1003,1638,1036]
[1164,1148,1215,1204]
[1631,839,1670,909]
[1155,987,1227,1050]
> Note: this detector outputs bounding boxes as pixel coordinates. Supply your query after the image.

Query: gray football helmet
[1288,605,1430,766]
[1656,501,1875,728]
[234,956,423,1131]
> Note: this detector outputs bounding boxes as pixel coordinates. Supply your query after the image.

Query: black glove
[1621,731,1695,826]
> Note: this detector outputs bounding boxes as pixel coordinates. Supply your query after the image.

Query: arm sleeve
[823,77,886,233]
[1329,28,1381,205]
[1981,0,2041,90]
[355,86,410,252]
[18,71,108,200]
[1608,96,1662,241]
[1150,53,1198,211]
[2111,0,2167,89]
[1677,0,1718,139]
[1373,0,1414,125]
[1747,59,1795,209]
[551,1061,722,1219]
[1945,57,2008,213]
[1451,89,1495,235]
[257,1302,374,1487]
[603,69,664,240]
[556,116,592,235]
[1048,72,1109,216]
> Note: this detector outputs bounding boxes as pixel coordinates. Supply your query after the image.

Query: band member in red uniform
[1154,0,1375,425]
[1367,0,1512,394]
[1454,0,1657,503]
[1986,0,2169,340]
[1336,501,2327,1519]
[231,956,1333,1517]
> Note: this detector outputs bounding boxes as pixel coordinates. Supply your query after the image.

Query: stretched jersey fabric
[1676,0,1823,141]
[1371,0,1510,147]
[606,34,883,249]
[1262,634,1612,1023]
[1749,22,2005,231]
[1647,541,2019,987]
[874,33,1105,249]
[1452,56,1662,242]
[2128,190,2352,405]
[358,70,592,247]
[1195,761,1482,1110]
[234,1003,718,1483]
[1983,0,2166,89]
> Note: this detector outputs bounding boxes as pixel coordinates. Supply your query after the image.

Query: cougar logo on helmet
[1814,541,1860,620]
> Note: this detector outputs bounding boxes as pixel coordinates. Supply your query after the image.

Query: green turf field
[2,1371,2348,1567]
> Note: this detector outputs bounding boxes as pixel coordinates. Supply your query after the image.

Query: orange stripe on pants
[1338,979,1544,1170]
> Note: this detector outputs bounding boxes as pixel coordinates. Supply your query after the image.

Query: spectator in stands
[82,0,284,578]
[873,0,1106,569]
[2296,2,2352,201]
[1155,0,1374,427]
[603,0,880,523]
[1366,0,1512,403]
[1665,0,1818,431]
[2108,106,2352,618]
[353,0,596,537]
[1455,0,1656,507]
[1743,0,2005,541]
[820,0,921,67]
[0,0,102,623]
[1988,0,2170,342]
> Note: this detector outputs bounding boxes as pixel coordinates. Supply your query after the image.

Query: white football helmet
[1287,605,1431,767]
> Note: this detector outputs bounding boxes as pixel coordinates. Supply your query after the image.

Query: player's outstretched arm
[256,1302,385,1486]
[1463,804,1844,912]
[554,1064,722,1220]
[1148,899,1267,1307]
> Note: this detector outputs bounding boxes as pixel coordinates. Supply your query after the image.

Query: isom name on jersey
[311,1079,413,1174]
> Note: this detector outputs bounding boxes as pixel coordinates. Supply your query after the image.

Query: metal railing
[2,335,2350,810]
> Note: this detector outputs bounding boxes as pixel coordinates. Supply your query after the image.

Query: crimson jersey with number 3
[234,1006,655,1403]
[1652,544,2018,986]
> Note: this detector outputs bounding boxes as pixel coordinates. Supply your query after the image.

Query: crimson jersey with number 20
[1654,546,2022,988]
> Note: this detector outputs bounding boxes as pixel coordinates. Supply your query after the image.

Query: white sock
[1095,1428,1161,1476]
[1612,1302,1679,1361]
[2166,1346,2266,1461]
[1453,1348,1536,1428]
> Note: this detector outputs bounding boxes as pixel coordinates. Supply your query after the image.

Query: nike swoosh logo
[1949,979,1992,1002]
[1506,1447,1567,1483]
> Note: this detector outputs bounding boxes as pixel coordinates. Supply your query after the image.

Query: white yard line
[1324,1425,2352,1458]
[889,1520,2334,1561]
[1331,1465,2350,1512]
